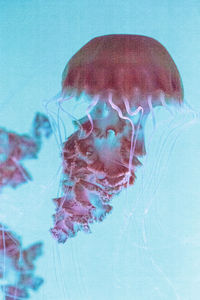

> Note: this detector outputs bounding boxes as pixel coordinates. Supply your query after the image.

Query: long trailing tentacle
[108,93,135,183]
[123,96,144,156]
[79,95,99,139]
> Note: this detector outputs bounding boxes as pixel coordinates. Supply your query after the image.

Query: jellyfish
[0,224,43,299]
[50,34,183,243]
[0,112,52,191]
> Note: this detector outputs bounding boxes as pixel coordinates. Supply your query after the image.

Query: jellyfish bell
[61,34,183,112]
[60,34,183,163]
[51,34,184,243]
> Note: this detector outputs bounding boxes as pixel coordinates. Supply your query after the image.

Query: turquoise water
[0,1,200,299]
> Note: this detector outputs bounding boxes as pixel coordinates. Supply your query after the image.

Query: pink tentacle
[80,95,99,139]
[108,93,135,182]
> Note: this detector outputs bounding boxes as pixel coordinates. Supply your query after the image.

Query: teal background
[0,1,200,299]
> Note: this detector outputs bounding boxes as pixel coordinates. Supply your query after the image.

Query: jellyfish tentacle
[123,96,143,117]
[123,98,145,160]
[58,95,83,130]
[159,91,175,117]
[44,92,64,149]
[79,95,99,139]
[147,95,156,129]
[108,93,135,183]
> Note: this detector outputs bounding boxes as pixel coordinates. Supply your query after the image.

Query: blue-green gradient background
[0,1,200,299]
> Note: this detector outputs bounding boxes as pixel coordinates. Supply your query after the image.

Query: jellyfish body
[51,34,183,243]
[0,224,43,299]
